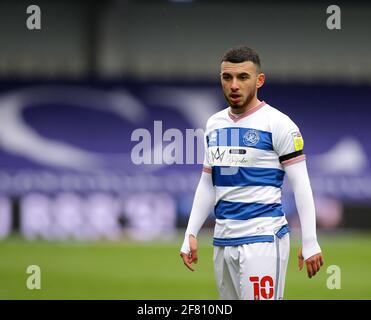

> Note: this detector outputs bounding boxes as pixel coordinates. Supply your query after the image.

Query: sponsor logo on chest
[209,147,249,166]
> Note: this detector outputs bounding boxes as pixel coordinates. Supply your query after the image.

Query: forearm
[284,160,321,260]
[180,171,215,253]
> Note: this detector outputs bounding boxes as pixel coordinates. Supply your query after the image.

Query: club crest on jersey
[243,130,260,146]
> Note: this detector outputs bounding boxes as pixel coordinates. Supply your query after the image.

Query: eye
[239,74,249,80]
[222,74,232,80]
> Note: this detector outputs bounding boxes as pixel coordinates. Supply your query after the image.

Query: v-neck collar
[228,101,266,122]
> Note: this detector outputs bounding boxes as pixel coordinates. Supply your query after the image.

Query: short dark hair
[221,46,261,71]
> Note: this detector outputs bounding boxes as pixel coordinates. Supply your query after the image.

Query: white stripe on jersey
[208,146,283,170]
[215,185,282,205]
[214,216,288,239]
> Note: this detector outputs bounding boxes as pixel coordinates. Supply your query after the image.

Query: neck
[230,98,261,116]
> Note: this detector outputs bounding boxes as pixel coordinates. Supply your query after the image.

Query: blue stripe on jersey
[213,235,274,246]
[214,201,284,220]
[212,166,284,188]
[207,127,273,151]
[275,224,290,239]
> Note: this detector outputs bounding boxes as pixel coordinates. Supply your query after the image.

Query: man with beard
[180,46,324,300]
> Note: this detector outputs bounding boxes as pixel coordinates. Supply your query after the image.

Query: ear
[256,73,265,89]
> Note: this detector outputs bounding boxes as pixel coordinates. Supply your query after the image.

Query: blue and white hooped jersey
[202,101,306,247]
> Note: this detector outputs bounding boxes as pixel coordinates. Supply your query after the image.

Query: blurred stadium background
[0,0,371,299]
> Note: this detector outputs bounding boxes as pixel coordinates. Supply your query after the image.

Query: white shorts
[213,233,290,300]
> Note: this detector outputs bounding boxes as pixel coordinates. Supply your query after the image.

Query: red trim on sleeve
[281,154,306,167]
[202,166,212,174]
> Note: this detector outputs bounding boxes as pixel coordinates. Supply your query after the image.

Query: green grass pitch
[0,231,370,299]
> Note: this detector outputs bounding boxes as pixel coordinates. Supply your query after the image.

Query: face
[220,61,265,112]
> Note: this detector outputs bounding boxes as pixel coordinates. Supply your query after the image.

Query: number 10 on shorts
[249,276,274,300]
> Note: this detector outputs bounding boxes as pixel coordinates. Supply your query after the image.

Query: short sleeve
[272,115,306,167]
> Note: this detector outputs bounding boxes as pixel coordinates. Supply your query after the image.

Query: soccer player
[180,46,324,300]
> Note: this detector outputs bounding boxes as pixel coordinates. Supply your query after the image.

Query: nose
[231,78,239,91]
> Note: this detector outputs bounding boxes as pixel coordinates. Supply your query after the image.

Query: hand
[298,247,324,278]
[180,235,198,271]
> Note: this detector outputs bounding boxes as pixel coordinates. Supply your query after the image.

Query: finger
[180,253,194,271]
[320,255,324,266]
[306,262,313,278]
[297,247,304,271]
[298,255,304,271]
[311,262,318,277]
[183,261,194,272]
[181,254,195,272]
[316,259,322,272]
[191,249,198,264]
[311,260,318,277]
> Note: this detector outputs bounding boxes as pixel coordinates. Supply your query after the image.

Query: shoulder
[264,103,299,131]
[264,104,294,123]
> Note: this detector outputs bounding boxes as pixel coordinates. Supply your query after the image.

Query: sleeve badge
[292,132,304,151]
